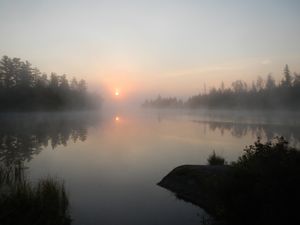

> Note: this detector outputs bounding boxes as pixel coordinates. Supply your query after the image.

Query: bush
[207,151,226,165]
[218,136,300,225]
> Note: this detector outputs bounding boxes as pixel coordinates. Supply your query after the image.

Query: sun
[115,89,120,96]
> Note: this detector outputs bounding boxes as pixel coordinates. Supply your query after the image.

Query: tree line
[143,65,300,110]
[0,56,99,111]
[142,95,183,108]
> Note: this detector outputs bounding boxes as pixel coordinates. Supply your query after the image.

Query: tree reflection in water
[0,112,99,225]
[0,112,98,165]
[192,119,300,147]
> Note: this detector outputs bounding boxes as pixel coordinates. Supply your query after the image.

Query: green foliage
[207,151,226,165]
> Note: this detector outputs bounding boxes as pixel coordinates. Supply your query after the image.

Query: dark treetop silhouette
[0,56,100,111]
[143,65,300,110]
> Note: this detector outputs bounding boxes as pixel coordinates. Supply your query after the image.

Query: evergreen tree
[0,55,99,111]
[281,64,292,87]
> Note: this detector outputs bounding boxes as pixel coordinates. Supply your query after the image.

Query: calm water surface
[1,110,300,225]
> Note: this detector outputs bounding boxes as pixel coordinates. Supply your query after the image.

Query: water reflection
[192,119,300,146]
[1,111,299,225]
[0,112,99,165]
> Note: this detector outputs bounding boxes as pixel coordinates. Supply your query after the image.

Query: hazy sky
[1,0,300,99]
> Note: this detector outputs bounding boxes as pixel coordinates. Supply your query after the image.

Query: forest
[142,96,184,108]
[143,65,300,110]
[0,56,99,111]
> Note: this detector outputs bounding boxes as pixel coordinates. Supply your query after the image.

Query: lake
[1,109,299,225]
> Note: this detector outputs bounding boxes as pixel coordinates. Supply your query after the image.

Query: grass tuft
[0,164,71,225]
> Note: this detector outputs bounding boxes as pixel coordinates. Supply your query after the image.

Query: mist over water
[1,109,300,224]
[1,0,300,223]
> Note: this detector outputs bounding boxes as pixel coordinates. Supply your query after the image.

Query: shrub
[219,136,300,225]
